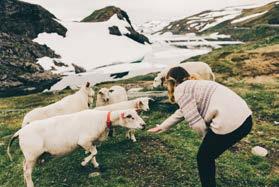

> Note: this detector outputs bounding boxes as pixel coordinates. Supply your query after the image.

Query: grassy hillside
[0,39,279,186]
[204,1,279,41]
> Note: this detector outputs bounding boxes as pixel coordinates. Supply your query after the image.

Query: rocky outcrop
[109,26,122,36]
[0,32,62,97]
[81,6,131,25]
[125,27,151,44]
[0,0,67,97]
[0,0,67,38]
[82,6,150,44]
[72,63,86,74]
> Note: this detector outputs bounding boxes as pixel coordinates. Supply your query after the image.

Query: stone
[72,63,86,74]
[88,172,100,178]
[251,146,268,157]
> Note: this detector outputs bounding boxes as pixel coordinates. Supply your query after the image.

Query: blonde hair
[166,67,201,103]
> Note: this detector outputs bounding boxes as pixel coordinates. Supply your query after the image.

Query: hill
[159,1,279,41]
[81,6,150,44]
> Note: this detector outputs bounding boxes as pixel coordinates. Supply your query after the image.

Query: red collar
[106,112,112,129]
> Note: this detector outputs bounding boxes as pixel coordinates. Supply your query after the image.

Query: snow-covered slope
[34,15,151,74]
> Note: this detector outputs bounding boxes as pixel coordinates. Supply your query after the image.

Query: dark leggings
[197,116,253,187]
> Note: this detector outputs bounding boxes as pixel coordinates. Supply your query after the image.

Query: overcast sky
[23,0,276,24]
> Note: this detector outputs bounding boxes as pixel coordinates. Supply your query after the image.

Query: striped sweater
[159,80,252,135]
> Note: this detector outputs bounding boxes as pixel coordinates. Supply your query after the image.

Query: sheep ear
[139,100,143,106]
[86,82,90,88]
[121,112,132,119]
[126,114,133,119]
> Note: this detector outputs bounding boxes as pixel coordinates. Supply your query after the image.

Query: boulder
[109,26,122,36]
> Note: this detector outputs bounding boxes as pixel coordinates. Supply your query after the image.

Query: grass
[0,75,278,186]
[0,39,279,186]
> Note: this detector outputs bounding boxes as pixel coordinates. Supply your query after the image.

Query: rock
[251,146,268,157]
[109,26,122,36]
[110,71,129,79]
[274,121,279,125]
[0,33,62,97]
[124,26,151,44]
[72,63,86,74]
[88,172,100,178]
[53,60,68,67]
[0,0,67,38]
[0,0,67,97]
[81,6,131,25]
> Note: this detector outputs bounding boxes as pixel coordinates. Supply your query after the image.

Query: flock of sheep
[7,62,215,187]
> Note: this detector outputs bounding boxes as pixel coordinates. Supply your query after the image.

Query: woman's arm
[148,109,184,133]
[158,109,184,130]
[175,88,208,137]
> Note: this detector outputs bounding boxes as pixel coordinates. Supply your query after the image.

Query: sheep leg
[130,129,137,142]
[80,143,98,167]
[23,159,36,187]
[91,155,99,168]
[125,130,131,139]
[126,130,137,142]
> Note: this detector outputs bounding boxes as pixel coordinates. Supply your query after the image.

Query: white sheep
[96,86,128,107]
[22,82,95,127]
[7,109,146,187]
[153,62,215,88]
[95,97,152,142]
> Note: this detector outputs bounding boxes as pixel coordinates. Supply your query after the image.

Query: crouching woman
[148,67,253,187]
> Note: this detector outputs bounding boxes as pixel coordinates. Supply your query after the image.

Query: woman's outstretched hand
[148,125,164,133]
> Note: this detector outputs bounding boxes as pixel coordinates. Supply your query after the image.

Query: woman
[148,67,253,187]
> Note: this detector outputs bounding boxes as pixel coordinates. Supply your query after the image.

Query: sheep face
[137,98,152,111]
[153,76,162,88]
[98,88,110,104]
[120,110,146,130]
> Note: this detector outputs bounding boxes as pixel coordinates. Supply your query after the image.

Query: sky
[23,0,276,24]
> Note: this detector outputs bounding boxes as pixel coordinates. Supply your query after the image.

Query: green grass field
[0,38,278,186]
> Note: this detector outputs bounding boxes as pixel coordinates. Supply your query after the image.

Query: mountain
[159,1,279,41]
[0,0,67,97]
[0,0,67,38]
[82,6,150,44]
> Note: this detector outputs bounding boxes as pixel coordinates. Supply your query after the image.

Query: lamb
[153,62,215,88]
[7,109,146,187]
[96,85,128,107]
[22,82,95,127]
[95,97,152,142]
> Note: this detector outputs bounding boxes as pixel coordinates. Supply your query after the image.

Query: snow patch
[231,11,268,24]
